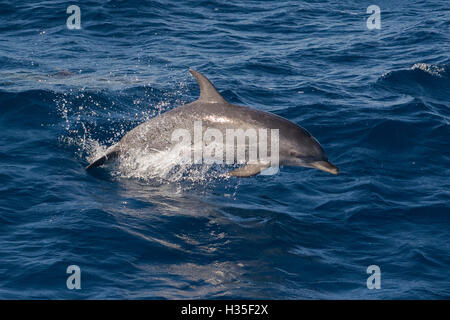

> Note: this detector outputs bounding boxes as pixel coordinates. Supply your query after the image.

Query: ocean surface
[0,0,449,299]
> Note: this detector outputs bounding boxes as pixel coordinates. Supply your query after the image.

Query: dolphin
[86,70,338,177]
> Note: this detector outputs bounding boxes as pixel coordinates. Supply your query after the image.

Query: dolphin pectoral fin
[310,160,339,175]
[227,163,270,177]
[85,150,119,170]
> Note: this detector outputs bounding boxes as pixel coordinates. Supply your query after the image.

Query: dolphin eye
[290,150,301,157]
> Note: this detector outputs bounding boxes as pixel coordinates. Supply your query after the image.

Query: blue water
[1,0,449,299]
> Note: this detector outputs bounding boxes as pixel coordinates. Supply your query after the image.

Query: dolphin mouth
[310,160,339,175]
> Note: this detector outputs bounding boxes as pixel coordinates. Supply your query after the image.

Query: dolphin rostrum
[86,70,338,177]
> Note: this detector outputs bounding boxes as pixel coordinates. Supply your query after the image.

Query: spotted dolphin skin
[86,70,338,177]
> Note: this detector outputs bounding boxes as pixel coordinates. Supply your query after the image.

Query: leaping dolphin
[86,70,338,177]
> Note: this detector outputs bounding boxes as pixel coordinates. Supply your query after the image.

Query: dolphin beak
[310,161,339,175]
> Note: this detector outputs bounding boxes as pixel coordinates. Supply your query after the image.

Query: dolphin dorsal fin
[190,69,228,104]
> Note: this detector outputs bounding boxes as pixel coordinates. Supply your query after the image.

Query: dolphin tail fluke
[85,149,119,170]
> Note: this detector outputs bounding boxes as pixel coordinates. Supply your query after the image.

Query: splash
[54,81,235,184]
[381,62,449,80]
[411,63,448,77]
[113,142,231,183]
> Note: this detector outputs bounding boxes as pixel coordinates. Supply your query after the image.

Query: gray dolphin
[86,70,338,177]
